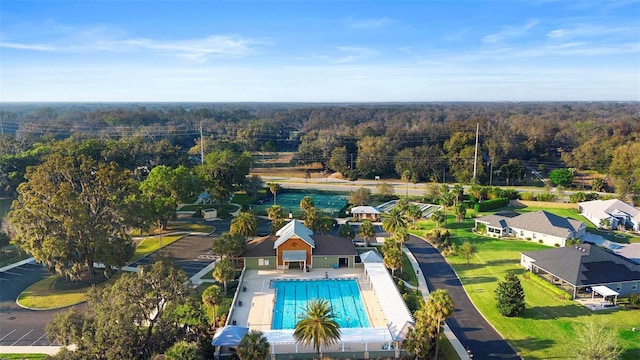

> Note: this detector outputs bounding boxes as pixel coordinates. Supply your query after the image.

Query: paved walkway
[405,234,522,360]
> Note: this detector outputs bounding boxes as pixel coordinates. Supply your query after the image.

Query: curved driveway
[406,235,521,360]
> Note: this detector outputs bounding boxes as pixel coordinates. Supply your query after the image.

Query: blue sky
[1,0,639,102]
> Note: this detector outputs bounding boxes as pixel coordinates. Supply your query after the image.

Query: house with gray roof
[240,219,358,270]
[351,205,381,222]
[578,199,640,231]
[521,243,640,298]
[475,210,586,247]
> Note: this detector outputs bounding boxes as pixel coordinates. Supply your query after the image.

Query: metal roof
[274,220,315,249]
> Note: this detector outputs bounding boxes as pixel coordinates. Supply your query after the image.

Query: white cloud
[547,24,637,39]
[346,16,394,29]
[333,46,377,63]
[482,19,540,43]
[0,29,266,61]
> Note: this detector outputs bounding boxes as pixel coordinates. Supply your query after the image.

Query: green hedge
[525,272,572,300]
[473,198,509,212]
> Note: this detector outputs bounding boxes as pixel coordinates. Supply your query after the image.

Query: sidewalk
[403,247,469,360]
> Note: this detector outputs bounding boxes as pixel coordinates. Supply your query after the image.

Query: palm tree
[230,211,257,239]
[267,205,283,220]
[383,243,403,277]
[454,203,466,223]
[358,219,376,246]
[202,284,224,325]
[268,182,281,205]
[401,169,411,198]
[293,299,341,359]
[452,184,464,206]
[431,210,445,230]
[382,207,407,235]
[212,258,235,294]
[237,330,270,360]
[299,196,315,213]
[424,289,455,360]
[405,203,422,229]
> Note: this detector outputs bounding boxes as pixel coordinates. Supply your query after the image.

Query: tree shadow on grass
[459,275,497,285]
[486,258,521,267]
[508,337,556,358]
[521,304,589,320]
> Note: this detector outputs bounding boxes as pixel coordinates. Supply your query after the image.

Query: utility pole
[200,121,205,164]
[473,122,479,181]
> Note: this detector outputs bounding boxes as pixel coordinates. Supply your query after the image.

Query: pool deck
[229,267,388,332]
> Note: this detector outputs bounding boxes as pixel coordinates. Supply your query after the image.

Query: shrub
[630,293,640,306]
[475,198,509,212]
[526,272,572,300]
[536,192,557,202]
[520,192,536,201]
[554,243,560,247]
[538,239,543,244]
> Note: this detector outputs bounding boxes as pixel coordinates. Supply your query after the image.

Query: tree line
[1,102,638,199]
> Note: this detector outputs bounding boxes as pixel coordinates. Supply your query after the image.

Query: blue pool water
[271,279,370,330]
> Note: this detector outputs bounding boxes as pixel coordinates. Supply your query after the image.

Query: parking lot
[0,261,69,347]
[128,234,217,278]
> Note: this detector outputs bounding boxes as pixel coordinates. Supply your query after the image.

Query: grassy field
[17,274,110,309]
[412,214,640,360]
[0,355,48,360]
[129,233,187,262]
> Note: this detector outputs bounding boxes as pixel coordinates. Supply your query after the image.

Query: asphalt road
[0,262,70,347]
[406,235,522,360]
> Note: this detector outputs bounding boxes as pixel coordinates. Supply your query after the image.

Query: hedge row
[473,198,509,212]
[524,272,572,300]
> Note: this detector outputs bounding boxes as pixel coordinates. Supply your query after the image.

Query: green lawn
[129,233,187,262]
[17,274,117,309]
[0,354,49,359]
[411,215,640,360]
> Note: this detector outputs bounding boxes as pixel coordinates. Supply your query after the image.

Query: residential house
[475,210,586,247]
[521,243,640,298]
[350,205,381,222]
[578,199,640,231]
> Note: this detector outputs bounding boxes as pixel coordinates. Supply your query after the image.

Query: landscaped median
[17,274,113,310]
[16,232,190,310]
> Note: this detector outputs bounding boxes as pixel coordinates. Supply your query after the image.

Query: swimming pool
[271,278,370,330]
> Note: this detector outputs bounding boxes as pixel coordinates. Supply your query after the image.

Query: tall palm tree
[358,219,376,247]
[267,205,283,220]
[401,169,412,198]
[230,211,257,239]
[382,207,407,235]
[237,330,270,360]
[405,203,422,229]
[452,184,464,206]
[212,258,235,294]
[268,182,281,205]
[383,243,403,277]
[293,299,341,359]
[425,289,455,360]
[299,196,315,213]
[202,284,224,325]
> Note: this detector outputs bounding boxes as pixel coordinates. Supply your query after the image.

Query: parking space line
[2,271,21,276]
[31,332,47,346]
[0,329,16,341]
[0,277,9,281]
[11,329,33,345]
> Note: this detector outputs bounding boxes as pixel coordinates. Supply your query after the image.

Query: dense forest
[1,102,639,202]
